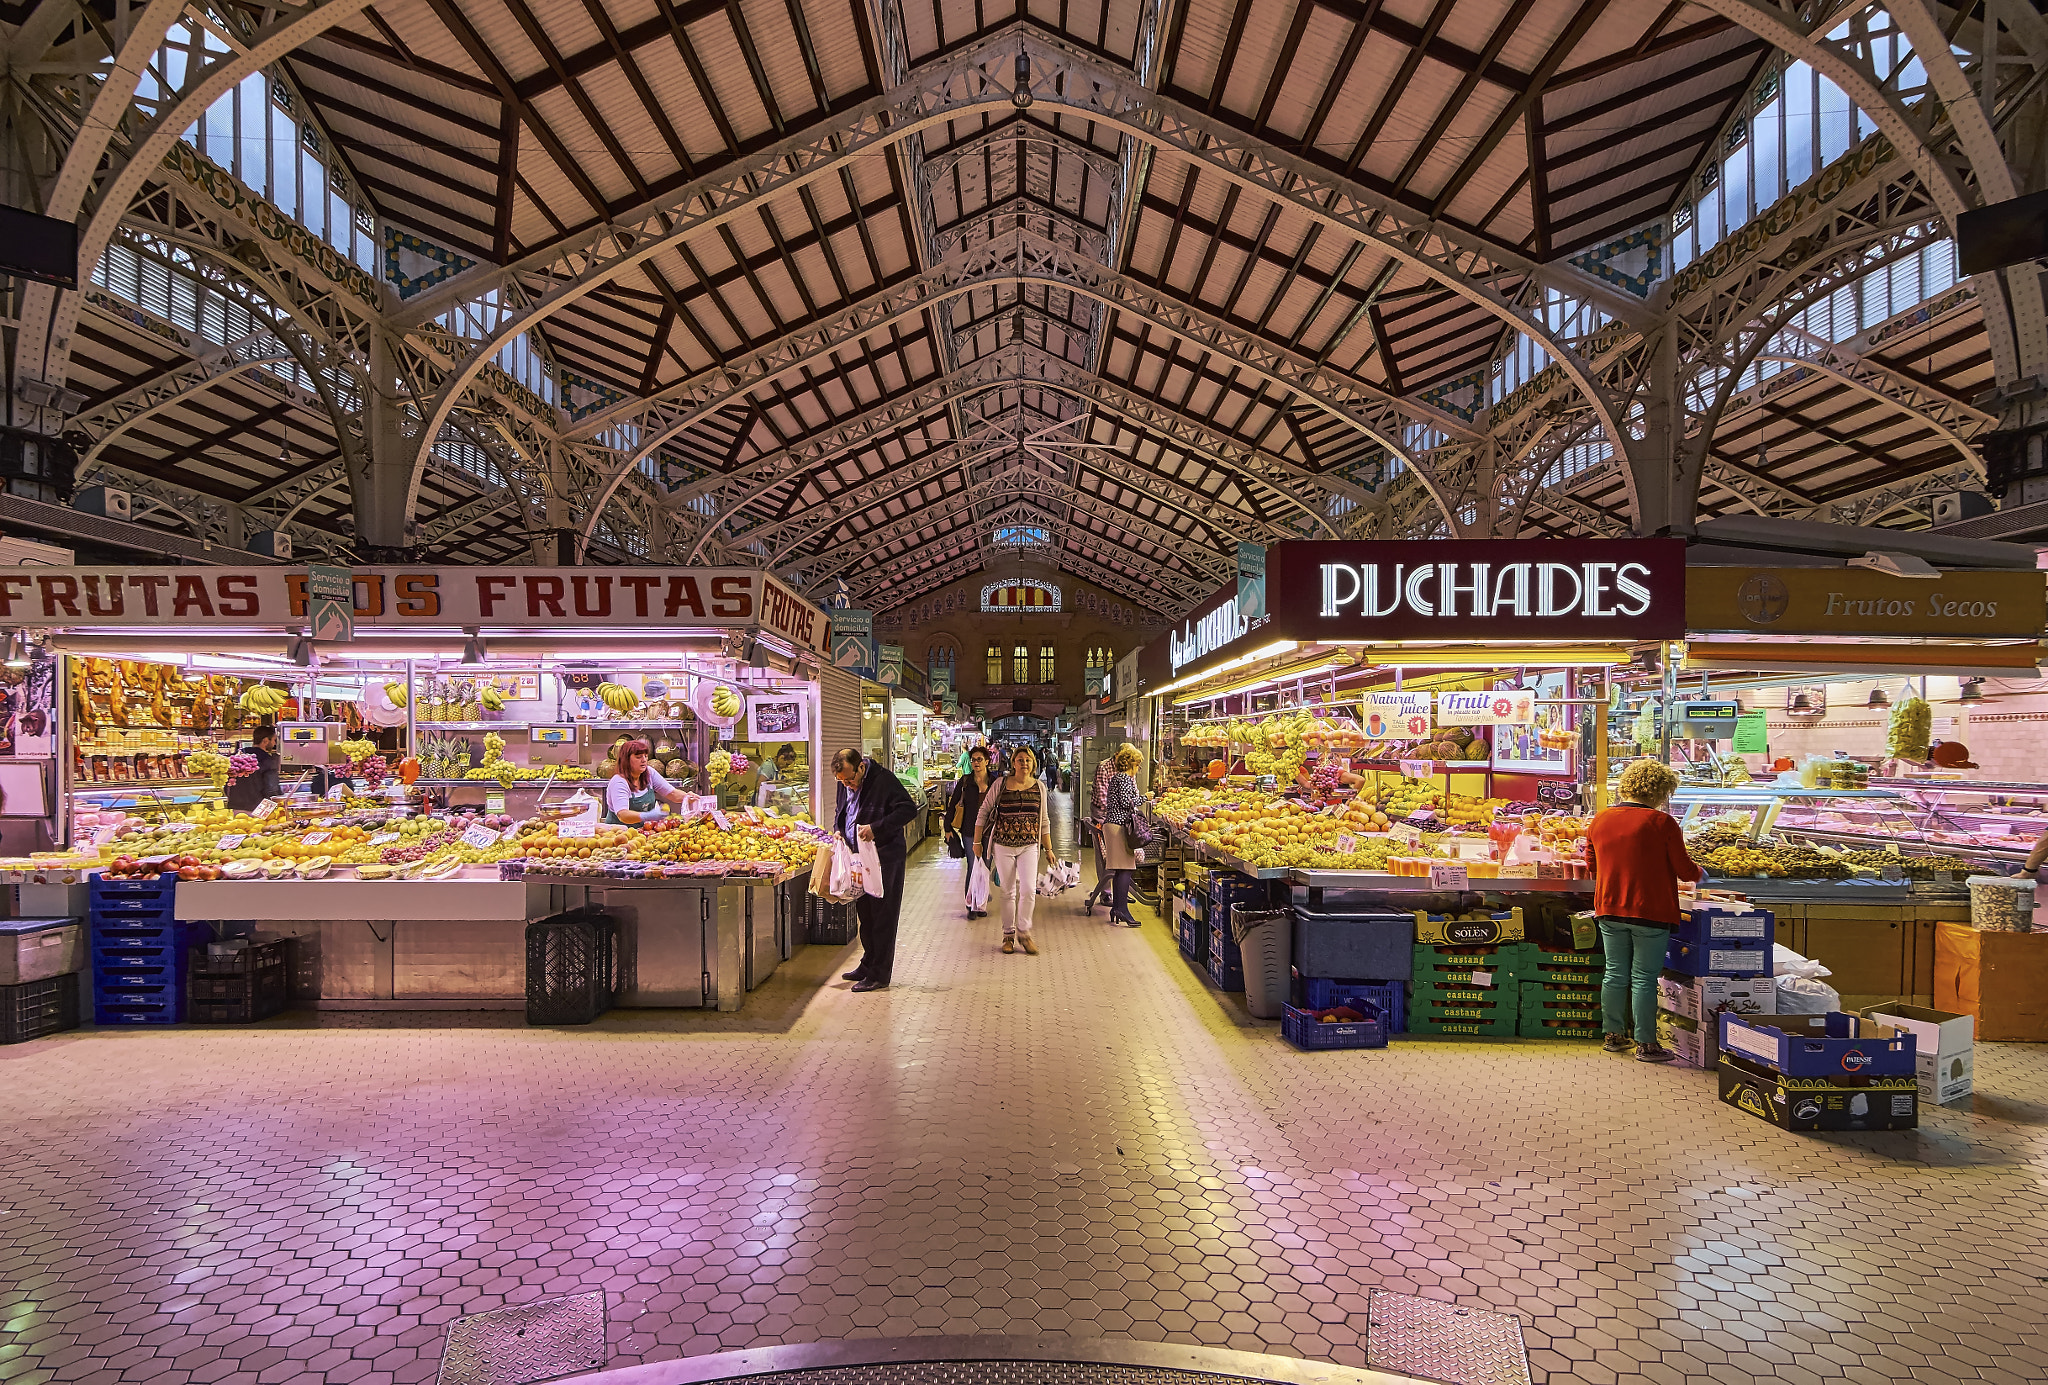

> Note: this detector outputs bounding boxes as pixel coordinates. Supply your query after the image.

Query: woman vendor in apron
[605,738,686,825]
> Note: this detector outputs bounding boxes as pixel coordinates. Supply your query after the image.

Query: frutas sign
[1168,589,1252,675]
[0,568,831,650]
[1280,538,1686,641]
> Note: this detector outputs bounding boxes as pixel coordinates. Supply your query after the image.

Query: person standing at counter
[225,724,282,813]
[1585,760,1703,1063]
[834,748,919,992]
[948,746,994,920]
[1098,745,1145,928]
[605,738,687,825]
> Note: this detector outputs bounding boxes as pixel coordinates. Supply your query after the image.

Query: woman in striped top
[973,745,1054,954]
[1098,745,1145,927]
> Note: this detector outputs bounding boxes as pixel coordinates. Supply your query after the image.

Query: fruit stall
[3,564,841,1012]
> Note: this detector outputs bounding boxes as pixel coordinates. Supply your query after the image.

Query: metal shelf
[1670,786,1900,801]
[1872,777,2048,797]
[1776,824,2029,864]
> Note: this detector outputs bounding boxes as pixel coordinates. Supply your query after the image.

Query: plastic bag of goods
[1771,942,1840,1014]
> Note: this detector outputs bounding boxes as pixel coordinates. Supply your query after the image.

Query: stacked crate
[1516,943,1606,1039]
[90,875,208,1025]
[1,919,84,1044]
[1656,903,1776,1064]
[1409,939,1520,1035]
[1198,871,1272,992]
[187,938,294,1023]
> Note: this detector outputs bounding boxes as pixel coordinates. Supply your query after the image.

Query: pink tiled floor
[3,793,2045,1385]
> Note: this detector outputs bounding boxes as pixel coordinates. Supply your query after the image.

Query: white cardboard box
[1864,1004,1975,1104]
[1656,971,1777,1024]
[1655,1008,1713,1069]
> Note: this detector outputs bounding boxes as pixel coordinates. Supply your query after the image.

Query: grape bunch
[380,844,429,863]
[360,754,389,788]
[1309,758,1340,794]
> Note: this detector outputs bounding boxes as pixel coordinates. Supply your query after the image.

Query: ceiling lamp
[1957,678,1987,705]
[1787,692,1817,715]
[1865,686,1890,709]
[2,631,29,669]
[461,627,488,665]
[1012,52,1032,107]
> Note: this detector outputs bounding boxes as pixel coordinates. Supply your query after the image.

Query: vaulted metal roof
[11,0,2028,615]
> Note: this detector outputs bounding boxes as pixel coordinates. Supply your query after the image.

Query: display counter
[172,867,801,1011]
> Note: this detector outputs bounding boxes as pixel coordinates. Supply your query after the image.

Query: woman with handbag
[1098,745,1146,927]
[973,745,1055,954]
[947,746,994,919]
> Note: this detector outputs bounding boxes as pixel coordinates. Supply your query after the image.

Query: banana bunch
[480,686,506,711]
[239,684,290,716]
[383,681,409,709]
[336,738,378,766]
[596,681,641,714]
[710,685,742,719]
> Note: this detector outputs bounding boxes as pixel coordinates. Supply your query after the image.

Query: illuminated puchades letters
[1317,561,1657,620]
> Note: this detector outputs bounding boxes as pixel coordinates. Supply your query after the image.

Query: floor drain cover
[1364,1289,1531,1385]
[436,1291,606,1385]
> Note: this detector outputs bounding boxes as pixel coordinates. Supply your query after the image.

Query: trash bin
[1232,907,1294,1019]
[526,907,616,1025]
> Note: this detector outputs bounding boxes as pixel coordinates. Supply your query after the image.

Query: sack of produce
[1966,874,2035,932]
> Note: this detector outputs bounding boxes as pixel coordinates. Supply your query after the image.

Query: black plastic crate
[526,908,616,1025]
[806,894,859,945]
[188,938,293,977]
[187,964,288,1022]
[3,972,80,1044]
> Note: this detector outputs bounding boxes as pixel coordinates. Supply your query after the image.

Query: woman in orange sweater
[1584,760,1703,1062]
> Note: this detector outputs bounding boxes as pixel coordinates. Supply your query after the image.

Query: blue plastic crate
[88,874,179,910]
[90,918,207,1025]
[1665,937,1771,978]
[1297,977,1407,1033]
[1208,948,1245,992]
[1282,997,1389,1049]
[1672,904,1774,949]
[93,990,186,1024]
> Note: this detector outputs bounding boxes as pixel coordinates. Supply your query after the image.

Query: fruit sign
[1437,690,1536,726]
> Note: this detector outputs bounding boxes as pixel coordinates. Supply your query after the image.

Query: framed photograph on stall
[747,693,809,743]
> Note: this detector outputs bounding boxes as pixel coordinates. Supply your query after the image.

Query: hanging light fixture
[461,627,487,665]
[1957,678,1987,705]
[1787,691,1816,714]
[2,631,29,669]
[1012,52,1033,107]
[1866,686,1890,709]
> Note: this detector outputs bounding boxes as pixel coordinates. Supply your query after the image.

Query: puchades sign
[1282,539,1687,642]
[0,568,832,652]
[1168,591,1253,675]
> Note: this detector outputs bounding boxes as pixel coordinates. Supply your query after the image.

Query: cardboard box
[1935,922,2048,1041]
[1656,1008,1713,1068]
[1863,1003,1975,1104]
[1718,1012,1918,1078]
[1673,904,1774,947]
[1718,1054,1919,1131]
[1665,938,1772,977]
[1414,908,1524,947]
[1656,971,1777,1023]
[1566,911,1600,951]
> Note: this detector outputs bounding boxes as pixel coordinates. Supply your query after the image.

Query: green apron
[606,777,660,824]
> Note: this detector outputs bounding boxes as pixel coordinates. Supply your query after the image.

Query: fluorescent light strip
[1175,659,1345,706]
[1149,640,1298,699]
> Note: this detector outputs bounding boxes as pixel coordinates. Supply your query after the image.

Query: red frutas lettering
[216,576,258,617]
[665,576,707,618]
[477,576,517,616]
[0,576,28,616]
[572,575,613,617]
[84,576,125,617]
[173,575,215,617]
[285,574,309,617]
[711,575,751,618]
[525,575,566,617]
[620,576,659,617]
[128,575,170,616]
[36,576,81,617]
[396,574,439,617]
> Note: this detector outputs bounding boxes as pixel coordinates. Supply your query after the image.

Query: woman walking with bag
[947,746,994,919]
[1098,746,1145,927]
[973,746,1054,954]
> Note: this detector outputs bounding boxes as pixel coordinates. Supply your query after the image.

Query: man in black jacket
[832,748,919,991]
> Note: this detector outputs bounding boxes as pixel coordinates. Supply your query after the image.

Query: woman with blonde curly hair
[1585,760,1702,1062]
[1098,744,1145,927]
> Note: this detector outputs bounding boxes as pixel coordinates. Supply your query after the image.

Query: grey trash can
[1232,907,1294,1019]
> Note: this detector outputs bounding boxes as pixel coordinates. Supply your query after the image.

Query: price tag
[1936,870,1955,884]
[1470,969,1494,989]
[370,832,399,845]
[486,790,506,814]
[1399,759,1433,779]
[460,825,499,849]
[253,799,277,819]
[1336,833,1358,852]
[1429,863,1469,889]
[1390,822,1424,846]
[1333,757,1352,773]
[1880,862,1903,881]
[300,831,331,846]
[558,816,596,840]
[218,834,245,850]
[710,807,731,830]
[501,825,522,843]
[162,822,196,833]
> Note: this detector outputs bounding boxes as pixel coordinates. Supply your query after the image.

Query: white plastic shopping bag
[966,855,992,911]
[827,840,864,903]
[857,837,886,898]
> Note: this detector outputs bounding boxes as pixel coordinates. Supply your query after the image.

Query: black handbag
[1126,813,1157,850]
[946,832,967,859]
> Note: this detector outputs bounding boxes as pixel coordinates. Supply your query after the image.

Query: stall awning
[1685,639,2045,678]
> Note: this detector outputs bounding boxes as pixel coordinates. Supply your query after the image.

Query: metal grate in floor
[1363,1291,1531,1385]
[437,1291,607,1385]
